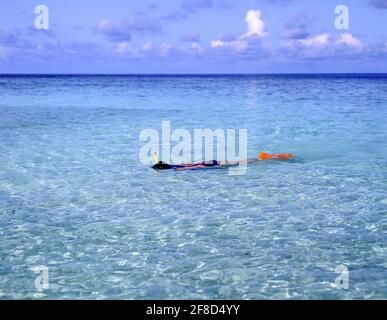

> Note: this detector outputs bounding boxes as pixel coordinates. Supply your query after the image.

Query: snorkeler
[152,152,295,171]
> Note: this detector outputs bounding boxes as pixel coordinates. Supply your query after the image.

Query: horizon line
[1,72,387,76]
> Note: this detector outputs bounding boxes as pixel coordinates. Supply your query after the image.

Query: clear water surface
[0,74,386,299]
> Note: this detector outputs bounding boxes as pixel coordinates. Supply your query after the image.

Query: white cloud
[116,41,133,54]
[191,42,203,54]
[0,45,12,59]
[230,40,249,53]
[211,39,249,53]
[115,41,180,59]
[160,43,172,56]
[281,32,366,60]
[210,9,266,55]
[98,19,114,32]
[142,41,152,51]
[211,40,225,48]
[288,32,362,51]
[240,10,266,39]
[298,33,330,47]
[335,33,363,49]
[294,32,363,52]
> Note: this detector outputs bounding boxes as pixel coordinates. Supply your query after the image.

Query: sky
[0,0,387,73]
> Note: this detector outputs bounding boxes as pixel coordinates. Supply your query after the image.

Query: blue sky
[0,0,387,73]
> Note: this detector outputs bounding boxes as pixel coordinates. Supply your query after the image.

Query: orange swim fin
[259,152,273,160]
[259,152,294,161]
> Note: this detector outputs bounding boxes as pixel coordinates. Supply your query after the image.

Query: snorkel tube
[152,152,173,170]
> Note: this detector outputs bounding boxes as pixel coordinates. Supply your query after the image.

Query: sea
[0,74,386,299]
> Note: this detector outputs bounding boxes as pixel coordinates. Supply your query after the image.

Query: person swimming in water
[152,152,294,171]
[152,160,221,171]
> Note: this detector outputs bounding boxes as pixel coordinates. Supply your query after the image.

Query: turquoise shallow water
[0,74,386,299]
